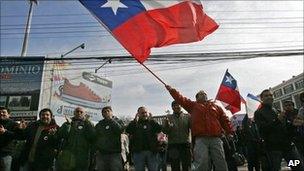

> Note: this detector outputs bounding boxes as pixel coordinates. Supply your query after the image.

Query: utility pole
[21,0,38,57]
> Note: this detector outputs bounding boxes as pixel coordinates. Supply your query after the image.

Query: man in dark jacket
[14,108,58,171]
[126,106,162,171]
[95,106,124,171]
[0,107,19,171]
[254,89,304,171]
[56,107,95,171]
[242,114,260,171]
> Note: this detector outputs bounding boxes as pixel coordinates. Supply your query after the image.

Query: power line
[1,10,302,17]
[2,26,303,35]
[1,21,303,31]
[28,41,302,55]
[1,52,302,84]
[1,17,302,27]
[2,48,302,62]
[2,31,303,40]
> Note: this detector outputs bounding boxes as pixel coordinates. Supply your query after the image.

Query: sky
[1,0,303,120]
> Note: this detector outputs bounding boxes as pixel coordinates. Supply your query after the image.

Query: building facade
[270,73,304,111]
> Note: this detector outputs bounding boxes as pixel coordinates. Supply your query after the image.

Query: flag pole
[139,62,167,86]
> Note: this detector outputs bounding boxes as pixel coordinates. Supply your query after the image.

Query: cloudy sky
[1,1,303,119]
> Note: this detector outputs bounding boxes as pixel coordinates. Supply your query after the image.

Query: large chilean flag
[215,70,242,114]
[79,0,219,63]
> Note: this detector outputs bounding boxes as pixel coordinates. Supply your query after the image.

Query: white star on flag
[100,0,128,15]
[225,76,234,84]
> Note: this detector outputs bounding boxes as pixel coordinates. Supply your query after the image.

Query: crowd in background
[1,87,304,171]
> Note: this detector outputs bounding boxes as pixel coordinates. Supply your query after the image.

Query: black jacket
[126,119,161,153]
[254,105,292,151]
[0,118,18,156]
[95,117,124,154]
[242,115,260,145]
[17,120,59,169]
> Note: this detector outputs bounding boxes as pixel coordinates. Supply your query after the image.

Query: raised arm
[165,85,195,113]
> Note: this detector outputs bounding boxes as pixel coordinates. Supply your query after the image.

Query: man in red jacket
[165,85,233,171]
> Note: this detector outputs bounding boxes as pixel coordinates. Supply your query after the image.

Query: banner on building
[0,57,45,121]
[50,61,112,122]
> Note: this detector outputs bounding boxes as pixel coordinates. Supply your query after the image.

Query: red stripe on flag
[113,1,219,63]
[216,85,241,114]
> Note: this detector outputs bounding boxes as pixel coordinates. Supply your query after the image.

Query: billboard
[50,61,112,122]
[0,57,44,121]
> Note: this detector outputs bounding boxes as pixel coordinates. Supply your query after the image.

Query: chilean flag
[246,93,261,118]
[215,70,242,114]
[79,0,219,63]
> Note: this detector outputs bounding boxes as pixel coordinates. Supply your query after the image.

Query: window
[295,79,304,90]
[273,89,283,98]
[283,84,294,94]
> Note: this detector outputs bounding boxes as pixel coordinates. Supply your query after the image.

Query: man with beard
[56,107,95,171]
[126,106,162,171]
[10,108,58,171]
[0,107,19,171]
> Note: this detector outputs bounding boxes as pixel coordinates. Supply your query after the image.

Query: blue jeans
[0,155,12,171]
[133,151,158,171]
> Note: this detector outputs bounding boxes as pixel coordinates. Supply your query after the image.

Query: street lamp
[21,0,38,57]
[95,58,112,73]
[60,43,85,58]
[49,43,85,107]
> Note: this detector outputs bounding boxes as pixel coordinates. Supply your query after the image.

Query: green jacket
[56,118,95,171]
[163,113,191,144]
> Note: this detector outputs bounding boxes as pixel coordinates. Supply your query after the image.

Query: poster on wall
[50,61,112,122]
[0,57,44,121]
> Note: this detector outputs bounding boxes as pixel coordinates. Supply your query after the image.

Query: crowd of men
[1,86,304,171]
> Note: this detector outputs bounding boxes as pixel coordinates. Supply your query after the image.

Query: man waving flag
[79,0,219,63]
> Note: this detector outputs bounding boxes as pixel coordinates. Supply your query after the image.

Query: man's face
[40,111,52,125]
[196,91,208,103]
[0,109,10,120]
[74,107,85,120]
[102,108,113,120]
[138,107,149,120]
[283,102,294,112]
[261,91,273,105]
[172,103,181,114]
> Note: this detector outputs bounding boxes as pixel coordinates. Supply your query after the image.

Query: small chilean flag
[246,93,261,118]
[216,70,242,114]
[79,0,219,63]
